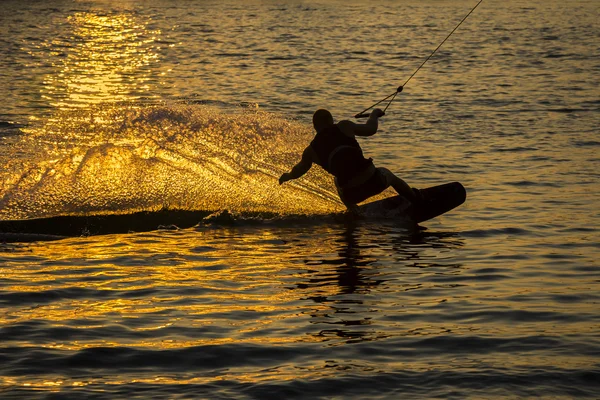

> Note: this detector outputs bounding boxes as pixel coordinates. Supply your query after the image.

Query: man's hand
[279,147,314,185]
[370,108,385,118]
[279,173,292,185]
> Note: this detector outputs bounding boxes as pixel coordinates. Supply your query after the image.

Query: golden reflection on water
[42,11,163,109]
[1,225,598,390]
[0,230,345,350]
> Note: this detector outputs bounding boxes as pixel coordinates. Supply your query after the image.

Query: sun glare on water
[41,11,163,109]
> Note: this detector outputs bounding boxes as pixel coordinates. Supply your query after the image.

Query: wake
[0,103,345,222]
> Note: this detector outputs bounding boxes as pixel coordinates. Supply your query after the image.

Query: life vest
[309,124,373,186]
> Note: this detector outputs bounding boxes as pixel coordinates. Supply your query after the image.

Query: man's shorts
[339,168,388,205]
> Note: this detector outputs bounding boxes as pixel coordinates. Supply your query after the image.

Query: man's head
[312,109,334,132]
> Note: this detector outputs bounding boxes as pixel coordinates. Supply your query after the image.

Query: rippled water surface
[1,0,599,398]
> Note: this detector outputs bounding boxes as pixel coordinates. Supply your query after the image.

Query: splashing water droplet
[0,104,344,220]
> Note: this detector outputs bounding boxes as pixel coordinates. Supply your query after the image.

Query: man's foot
[346,204,360,215]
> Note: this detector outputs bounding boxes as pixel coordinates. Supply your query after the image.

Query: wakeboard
[357,182,466,223]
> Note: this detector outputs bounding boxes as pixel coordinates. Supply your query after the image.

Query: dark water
[1,0,599,398]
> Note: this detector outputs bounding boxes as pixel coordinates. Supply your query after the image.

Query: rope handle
[354,86,403,118]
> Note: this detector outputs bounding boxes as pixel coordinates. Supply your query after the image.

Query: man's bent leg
[378,168,419,203]
[335,179,359,213]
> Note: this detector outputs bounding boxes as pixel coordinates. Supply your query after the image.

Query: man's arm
[337,108,384,137]
[279,146,314,185]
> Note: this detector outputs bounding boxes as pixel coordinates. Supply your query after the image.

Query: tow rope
[355,0,485,118]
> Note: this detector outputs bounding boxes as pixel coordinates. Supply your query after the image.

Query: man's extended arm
[337,108,384,137]
[279,146,314,185]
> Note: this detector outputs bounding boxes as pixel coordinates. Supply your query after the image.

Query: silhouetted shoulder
[337,120,357,137]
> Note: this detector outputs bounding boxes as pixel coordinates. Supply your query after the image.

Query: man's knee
[377,167,396,185]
